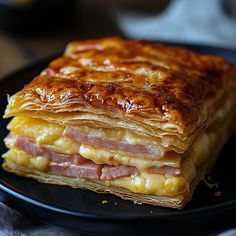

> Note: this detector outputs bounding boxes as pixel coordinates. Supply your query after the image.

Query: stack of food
[2,37,236,209]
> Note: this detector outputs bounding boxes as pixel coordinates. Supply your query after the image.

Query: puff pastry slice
[2,37,236,209]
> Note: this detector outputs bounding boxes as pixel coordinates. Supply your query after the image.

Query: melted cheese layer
[3,124,215,197]
[7,117,181,168]
[8,116,162,146]
[3,148,49,171]
[7,116,214,172]
[79,144,181,170]
[3,148,188,196]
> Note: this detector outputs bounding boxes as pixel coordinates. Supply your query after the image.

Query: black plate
[1,44,236,235]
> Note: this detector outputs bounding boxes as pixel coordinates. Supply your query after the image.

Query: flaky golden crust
[4,37,236,152]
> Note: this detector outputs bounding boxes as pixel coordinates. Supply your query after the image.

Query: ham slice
[148,166,181,175]
[63,126,165,158]
[48,161,103,180]
[4,134,181,179]
[101,165,138,180]
[4,134,85,165]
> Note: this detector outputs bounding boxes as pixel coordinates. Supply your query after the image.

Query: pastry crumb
[133,200,142,205]
[206,175,212,181]
[203,178,219,189]
[102,200,108,204]
[214,191,222,197]
[203,177,222,197]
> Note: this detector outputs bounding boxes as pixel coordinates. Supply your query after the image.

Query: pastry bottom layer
[3,161,190,209]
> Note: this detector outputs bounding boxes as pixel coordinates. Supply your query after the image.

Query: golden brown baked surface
[4,37,236,130]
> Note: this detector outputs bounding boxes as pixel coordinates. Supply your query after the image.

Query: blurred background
[0,0,236,77]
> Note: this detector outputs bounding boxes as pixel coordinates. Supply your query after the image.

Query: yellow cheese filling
[7,117,182,168]
[79,144,180,170]
[3,148,49,171]
[78,132,213,172]
[2,148,189,196]
[6,116,215,173]
[8,116,162,146]
[3,119,218,197]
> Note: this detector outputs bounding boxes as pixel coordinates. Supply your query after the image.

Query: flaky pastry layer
[4,37,236,152]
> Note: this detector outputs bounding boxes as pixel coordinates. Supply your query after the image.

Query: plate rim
[1,174,236,221]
